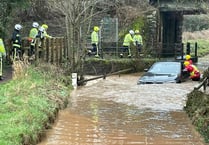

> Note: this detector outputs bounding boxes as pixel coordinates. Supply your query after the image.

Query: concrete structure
[148,0,207,57]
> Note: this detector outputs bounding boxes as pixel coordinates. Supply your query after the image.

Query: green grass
[185,39,209,57]
[0,65,70,145]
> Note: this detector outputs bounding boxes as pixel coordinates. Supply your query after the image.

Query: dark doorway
[161,12,183,57]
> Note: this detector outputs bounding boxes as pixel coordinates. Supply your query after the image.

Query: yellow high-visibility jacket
[0,38,6,77]
[133,34,143,45]
[91,31,98,45]
[29,28,39,46]
[190,65,200,78]
[123,33,133,47]
[0,38,6,55]
[29,28,38,39]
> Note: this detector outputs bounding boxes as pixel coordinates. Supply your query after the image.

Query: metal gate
[100,17,119,58]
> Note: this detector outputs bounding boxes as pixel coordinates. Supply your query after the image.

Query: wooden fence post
[51,38,55,64]
[49,38,53,63]
[59,37,64,64]
[35,39,40,61]
[63,37,68,59]
[186,42,190,55]
[55,38,59,65]
[45,38,49,63]
[41,38,46,62]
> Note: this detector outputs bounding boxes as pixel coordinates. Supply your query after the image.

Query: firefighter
[36,26,45,58]
[184,61,200,81]
[91,26,100,57]
[42,24,52,38]
[37,26,45,46]
[28,22,39,57]
[11,24,22,60]
[184,54,193,65]
[0,38,6,80]
[133,30,143,55]
[121,30,134,58]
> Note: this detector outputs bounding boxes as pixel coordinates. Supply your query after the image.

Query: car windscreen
[148,62,181,74]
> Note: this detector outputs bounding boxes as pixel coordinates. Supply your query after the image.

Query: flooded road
[38,74,207,145]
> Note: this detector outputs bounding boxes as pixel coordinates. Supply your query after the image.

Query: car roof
[152,61,181,66]
[149,61,182,72]
[155,61,181,63]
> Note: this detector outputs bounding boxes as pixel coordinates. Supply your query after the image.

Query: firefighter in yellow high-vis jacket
[91,26,100,57]
[28,22,39,57]
[121,30,134,58]
[0,38,6,80]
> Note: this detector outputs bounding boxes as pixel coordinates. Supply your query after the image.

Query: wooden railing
[5,37,68,65]
[194,77,208,92]
[77,68,133,85]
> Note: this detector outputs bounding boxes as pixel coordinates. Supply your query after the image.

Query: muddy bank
[184,68,209,143]
[184,90,209,143]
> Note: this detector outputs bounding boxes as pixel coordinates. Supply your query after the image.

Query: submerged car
[137,61,189,84]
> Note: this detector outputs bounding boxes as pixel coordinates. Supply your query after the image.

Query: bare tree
[47,0,120,71]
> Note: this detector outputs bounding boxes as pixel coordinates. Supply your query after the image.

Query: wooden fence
[5,37,67,65]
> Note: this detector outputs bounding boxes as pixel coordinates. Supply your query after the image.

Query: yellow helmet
[135,30,139,33]
[184,61,190,66]
[42,24,48,29]
[94,26,99,32]
[185,55,191,60]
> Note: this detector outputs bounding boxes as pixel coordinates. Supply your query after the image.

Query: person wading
[184,54,193,65]
[184,61,200,81]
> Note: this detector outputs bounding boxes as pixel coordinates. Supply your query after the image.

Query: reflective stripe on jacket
[13,43,21,48]
[123,33,133,47]
[91,31,98,45]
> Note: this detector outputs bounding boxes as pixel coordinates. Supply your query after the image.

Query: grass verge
[0,63,70,145]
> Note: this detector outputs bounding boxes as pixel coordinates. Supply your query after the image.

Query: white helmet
[15,24,22,30]
[129,30,134,35]
[39,26,45,32]
[32,22,39,28]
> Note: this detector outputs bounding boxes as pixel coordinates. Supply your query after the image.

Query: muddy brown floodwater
[38,74,207,145]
